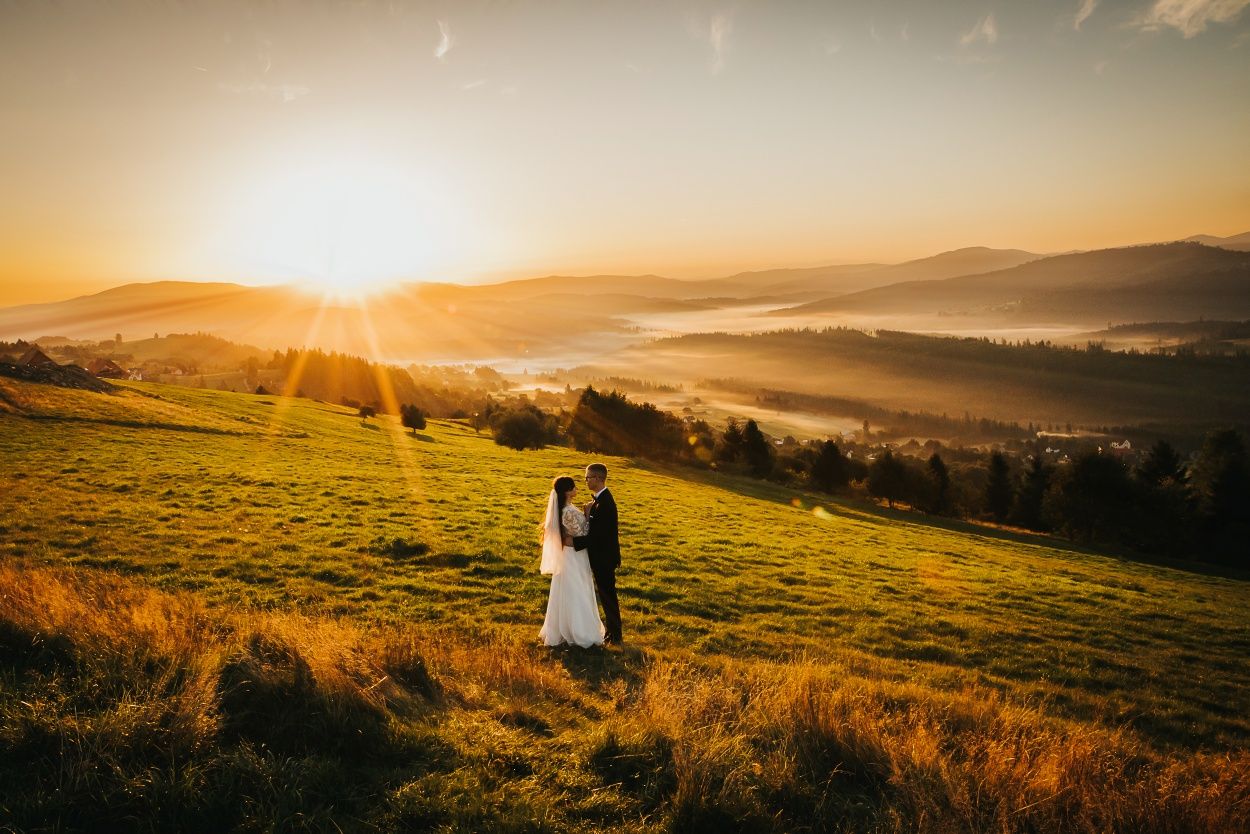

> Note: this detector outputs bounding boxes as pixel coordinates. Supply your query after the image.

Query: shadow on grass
[551,642,648,694]
[17,414,244,436]
[630,459,1250,583]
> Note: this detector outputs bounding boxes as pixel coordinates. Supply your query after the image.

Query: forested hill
[602,328,1250,432]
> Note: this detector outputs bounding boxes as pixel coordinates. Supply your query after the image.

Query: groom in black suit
[572,462,623,645]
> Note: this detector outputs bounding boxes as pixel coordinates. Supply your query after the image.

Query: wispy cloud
[708,12,732,73]
[1139,0,1250,37]
[219,82,309,103]
[434,19,454,61]
[1075,0,1099,30]
[461,78,487,90]
[1094,59,1110,74]
[961,14,999,46]
[688,11,734,74]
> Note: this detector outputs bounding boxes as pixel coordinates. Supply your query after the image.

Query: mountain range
[1,235,1247,361]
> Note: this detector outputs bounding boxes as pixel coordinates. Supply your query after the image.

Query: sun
[219,151,457,299]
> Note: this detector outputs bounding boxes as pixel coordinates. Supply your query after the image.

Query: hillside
[781,243,1250,325]
[1184,231,1250,251]
[2,377,1248,830]
[0,248,1045,359]
[590,328,1250,432]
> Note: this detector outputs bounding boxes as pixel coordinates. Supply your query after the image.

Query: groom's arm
[571,504,596,551]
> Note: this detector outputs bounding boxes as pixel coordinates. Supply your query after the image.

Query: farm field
[2,378,1248,832]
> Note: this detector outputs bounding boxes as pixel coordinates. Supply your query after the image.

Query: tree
[400,404,427,434]
[1190,428,1250,564]
[493,409,548,450]
[810,441,850,493]
[716,417,744,463]
[921,453,951,515]
[1138,439,1186,488]
[867,450,907,509]
[741,419,773,478]
[1010,453,1051,531]
[985,451,1013,522]
[358,405,376,419]
[1044,451,1136,544]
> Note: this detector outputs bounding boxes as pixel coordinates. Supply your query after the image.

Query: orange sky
[2,0,1249,305]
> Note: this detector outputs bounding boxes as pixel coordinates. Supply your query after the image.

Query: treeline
[511,384,1247,567]
[271,349,492,418]
[746,429,1248,567]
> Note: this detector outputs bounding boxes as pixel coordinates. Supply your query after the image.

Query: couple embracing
[539,463,623,649]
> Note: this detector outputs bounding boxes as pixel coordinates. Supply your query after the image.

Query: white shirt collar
[593,486,607,499]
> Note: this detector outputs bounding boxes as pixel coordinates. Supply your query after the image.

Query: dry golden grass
[3,560,1247,833]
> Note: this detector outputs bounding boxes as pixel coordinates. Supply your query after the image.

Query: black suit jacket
[573,488,620,571]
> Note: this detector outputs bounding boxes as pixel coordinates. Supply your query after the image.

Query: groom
[572,462,623,645]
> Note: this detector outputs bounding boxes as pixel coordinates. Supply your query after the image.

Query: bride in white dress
[538,476,605,648]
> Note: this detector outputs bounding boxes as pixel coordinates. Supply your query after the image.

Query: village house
[18,346,58,368]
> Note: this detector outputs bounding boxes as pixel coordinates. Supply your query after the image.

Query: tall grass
[3,561,1247,832]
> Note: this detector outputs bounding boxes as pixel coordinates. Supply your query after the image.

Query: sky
[1,0,1248,304]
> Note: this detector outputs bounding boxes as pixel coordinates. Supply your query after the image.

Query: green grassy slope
[2,377,1246,752]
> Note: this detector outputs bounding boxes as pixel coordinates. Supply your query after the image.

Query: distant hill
[0,281,634,362]
[588,327,1250,433]
[1183,231,1250,251]
[778,243,1250,325]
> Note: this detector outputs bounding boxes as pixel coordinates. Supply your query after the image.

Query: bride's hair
[552,476,576,513]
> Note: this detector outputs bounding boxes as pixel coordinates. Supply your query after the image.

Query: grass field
[2,377,1248,832]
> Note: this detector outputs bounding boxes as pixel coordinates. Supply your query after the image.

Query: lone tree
[400,404,427,434]
[358,405,376,420]
[985,450,1013,522]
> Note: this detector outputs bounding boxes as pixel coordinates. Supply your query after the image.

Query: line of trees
[475,383,1246,567]
[846,432,1248,566]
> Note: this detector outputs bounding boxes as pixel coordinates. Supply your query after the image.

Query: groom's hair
[587,463,608,479]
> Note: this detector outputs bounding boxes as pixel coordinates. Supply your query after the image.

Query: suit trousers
[589,560,621,641]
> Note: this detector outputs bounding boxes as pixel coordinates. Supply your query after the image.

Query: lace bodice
[561,503,589,538]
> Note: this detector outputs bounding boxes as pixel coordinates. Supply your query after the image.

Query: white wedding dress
[539,501,605,648]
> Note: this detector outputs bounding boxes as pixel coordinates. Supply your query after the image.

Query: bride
[538,476,605,648]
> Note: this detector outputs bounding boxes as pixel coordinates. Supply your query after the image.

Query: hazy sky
[2,0,1248,302]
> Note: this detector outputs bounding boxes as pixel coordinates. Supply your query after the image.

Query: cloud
[218,82,309,103]
[434,19,454,61]
[708,12,732,73]
[1140,0,1250,37]
[1094,59,1110,74]
[1075,0,1099,30]
[461,78,487,90]
[688,11,733,73]
[961,14,999,45]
